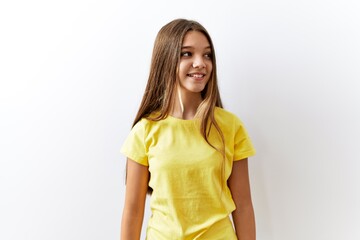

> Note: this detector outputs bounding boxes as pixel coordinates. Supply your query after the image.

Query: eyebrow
[181,46,211,49]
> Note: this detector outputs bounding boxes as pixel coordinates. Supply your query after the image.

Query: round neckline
[167,115,199,123]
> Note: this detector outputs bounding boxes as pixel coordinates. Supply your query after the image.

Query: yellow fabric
[121,107,256,239]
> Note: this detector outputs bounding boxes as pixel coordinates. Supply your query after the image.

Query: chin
[190,87,206,93]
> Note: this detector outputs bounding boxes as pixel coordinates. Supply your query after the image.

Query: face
[177,31,213,96]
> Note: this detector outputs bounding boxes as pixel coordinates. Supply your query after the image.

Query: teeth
[188,74,204,77]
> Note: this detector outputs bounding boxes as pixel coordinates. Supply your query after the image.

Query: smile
[187,73,205,78]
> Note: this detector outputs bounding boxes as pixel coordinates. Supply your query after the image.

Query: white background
[1,0,359,239]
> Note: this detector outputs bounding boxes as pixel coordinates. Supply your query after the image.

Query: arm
[228,158,256,240]
[121,158,149,240]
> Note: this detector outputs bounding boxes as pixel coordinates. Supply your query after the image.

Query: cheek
[207,61,213,70]
[179,62,190,77]
[207,63,213,77]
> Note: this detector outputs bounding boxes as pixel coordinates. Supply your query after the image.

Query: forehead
[182,31,210,48]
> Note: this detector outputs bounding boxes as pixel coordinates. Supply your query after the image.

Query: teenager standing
[120,18,256,240]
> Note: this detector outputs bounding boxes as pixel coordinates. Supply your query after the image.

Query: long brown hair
[131,19,225,193]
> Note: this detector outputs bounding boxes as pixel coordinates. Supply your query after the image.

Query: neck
[171,89,203,120]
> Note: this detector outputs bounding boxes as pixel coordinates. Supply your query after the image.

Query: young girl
[120,19,256,240]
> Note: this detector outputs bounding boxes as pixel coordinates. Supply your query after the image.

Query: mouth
[187,73,206,78]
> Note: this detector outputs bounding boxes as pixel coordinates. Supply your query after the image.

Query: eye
[181,51,192,57]
[204,52,212,59]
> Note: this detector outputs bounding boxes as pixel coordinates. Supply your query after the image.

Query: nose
[192,55,206,68]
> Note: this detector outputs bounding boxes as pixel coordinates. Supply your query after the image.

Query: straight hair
[131,19,225,193]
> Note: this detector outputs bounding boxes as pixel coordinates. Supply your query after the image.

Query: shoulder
[131,112,164,134]
[215,107,241,123]
[132,116,156,131]
[214,107,248,134]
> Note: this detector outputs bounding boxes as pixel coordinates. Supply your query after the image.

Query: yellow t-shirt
[121,107,256,239]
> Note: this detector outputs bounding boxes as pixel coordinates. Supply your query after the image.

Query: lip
[187,72,206,80]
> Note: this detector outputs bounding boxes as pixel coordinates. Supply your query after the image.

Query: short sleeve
[120,120,149,166]
[233,116,256,161]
